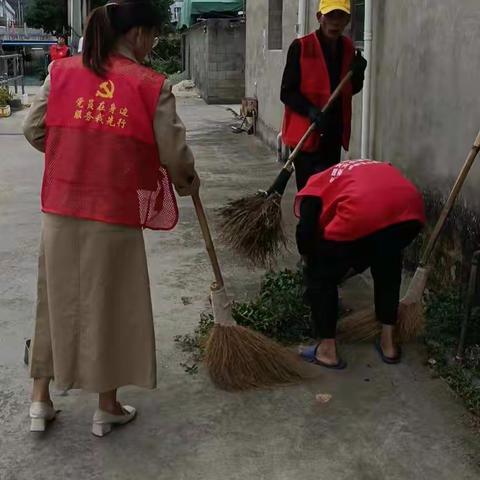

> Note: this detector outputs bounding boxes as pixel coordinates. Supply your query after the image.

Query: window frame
[267,0,284,51]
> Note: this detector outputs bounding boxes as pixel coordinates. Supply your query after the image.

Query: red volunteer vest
[294,160,425,242]
[49,45,70,61]
[282,32,354,152]
[44,55,178,230]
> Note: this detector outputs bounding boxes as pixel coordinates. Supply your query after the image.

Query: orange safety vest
[282,32,354,152]
[294,160,426,242]
[43,55,179,230]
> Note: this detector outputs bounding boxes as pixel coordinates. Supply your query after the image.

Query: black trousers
[293,140,342,191]
[304,221,422,339]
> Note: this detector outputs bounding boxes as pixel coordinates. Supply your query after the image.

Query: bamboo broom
[192,192,306,390]
[217,71,353,268]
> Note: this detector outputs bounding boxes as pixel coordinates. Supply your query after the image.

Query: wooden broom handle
[284,71,353,172]
[420,127,480,265]
[192,191,225,289]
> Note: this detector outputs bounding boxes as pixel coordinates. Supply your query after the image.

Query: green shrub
[150,36,182,76]
[425,292,480,351]
[424,292,480,415]
[233,269,310,344]
[0,87,12,107]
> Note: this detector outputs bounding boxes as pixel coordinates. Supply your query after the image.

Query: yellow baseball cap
[318,0,351,15]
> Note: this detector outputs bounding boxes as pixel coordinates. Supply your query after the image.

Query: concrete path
[0,99,479,480]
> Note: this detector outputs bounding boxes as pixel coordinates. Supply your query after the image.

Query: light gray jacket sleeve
[23,72,51,153]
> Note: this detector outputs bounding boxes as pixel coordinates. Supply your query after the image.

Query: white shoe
[29,401,57,432]
[91,405,137,437]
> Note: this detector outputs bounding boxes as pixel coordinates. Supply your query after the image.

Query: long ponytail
[82,1,160,77]
[82,4,119,77]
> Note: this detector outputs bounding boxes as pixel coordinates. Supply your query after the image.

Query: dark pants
[294,140,342,191]
[304,221,422,339]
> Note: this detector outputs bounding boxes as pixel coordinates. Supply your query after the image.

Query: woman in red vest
[281,0,367,190]
[49,35,71,62]
[295,161,425,368]
[23,0,199,436]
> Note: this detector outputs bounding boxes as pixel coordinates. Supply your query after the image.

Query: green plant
[425,292,480,349]
[150,36,182,75]
[151,57,182,76]
[174,312,214,374]
[0,87,13,107]
[233,269,311,344]
[424,292,480,416]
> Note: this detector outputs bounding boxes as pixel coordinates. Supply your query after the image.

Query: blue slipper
[300,344,347,370]
[375,338,402,364]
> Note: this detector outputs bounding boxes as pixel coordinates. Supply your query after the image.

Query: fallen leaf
[316,393,332,404]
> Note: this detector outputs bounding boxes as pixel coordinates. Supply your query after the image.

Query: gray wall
[184,19,246,104]
[370,0,480,204]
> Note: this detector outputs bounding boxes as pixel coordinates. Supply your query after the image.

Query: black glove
[351,49,367,76]
[308,106,326,131]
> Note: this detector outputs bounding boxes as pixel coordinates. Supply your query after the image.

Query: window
[351,0,365,46]
[268,0,283,50]
[173,7,182,22]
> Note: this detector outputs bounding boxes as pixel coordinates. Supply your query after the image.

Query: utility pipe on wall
[361,0,373,159]
[297,0,308,38]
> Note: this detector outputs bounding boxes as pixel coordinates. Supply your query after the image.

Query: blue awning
[1,40,56,46]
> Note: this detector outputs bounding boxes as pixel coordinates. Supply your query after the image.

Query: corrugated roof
[179,0,244,28]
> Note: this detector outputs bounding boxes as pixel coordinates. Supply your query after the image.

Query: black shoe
[375,338,402,364]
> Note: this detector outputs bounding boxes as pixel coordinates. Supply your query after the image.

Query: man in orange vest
[281,0,367,190]
[49,35,71,62]
[295,161,425,368]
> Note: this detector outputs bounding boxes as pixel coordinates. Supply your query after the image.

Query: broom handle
[284,71,354,172]
[192,191,225,289]
[420,127,480,265]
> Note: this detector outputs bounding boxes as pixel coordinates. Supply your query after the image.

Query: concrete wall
[369,0,480,203]
[366,0,480,284]
[184,18,246,104]
[185,22,209,96]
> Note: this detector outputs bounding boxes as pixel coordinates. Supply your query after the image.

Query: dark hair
[82,0,160,77]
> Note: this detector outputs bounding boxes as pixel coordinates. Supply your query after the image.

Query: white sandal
[91,405,137,437]
[29,402,57,432]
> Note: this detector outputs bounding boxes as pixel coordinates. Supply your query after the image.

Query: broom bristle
[396,300,425,342]
[336,300,424,344]
[337,308,380,342]
[217,193,287,268]
[204,324,306,391]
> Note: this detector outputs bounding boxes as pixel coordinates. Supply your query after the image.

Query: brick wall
[184,19,246,104]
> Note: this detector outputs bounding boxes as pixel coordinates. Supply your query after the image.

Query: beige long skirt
[30,213,157,393]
